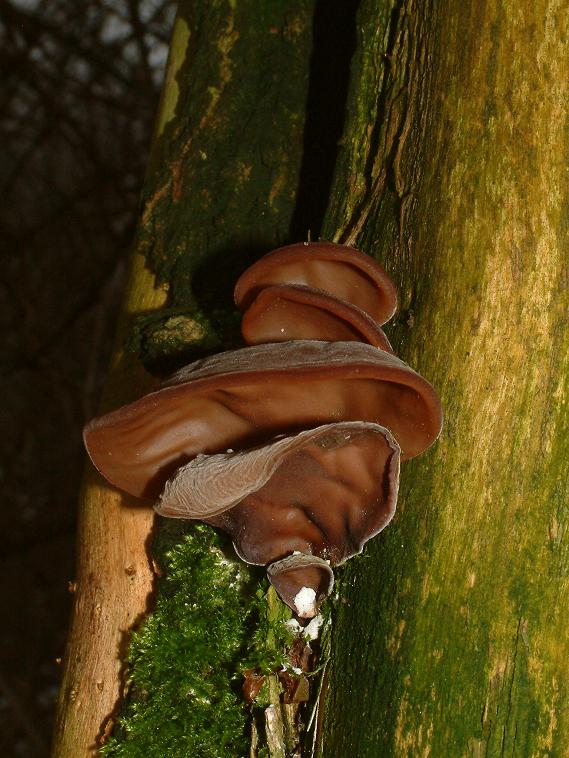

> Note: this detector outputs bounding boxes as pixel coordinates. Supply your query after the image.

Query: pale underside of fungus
[83,242,443,616]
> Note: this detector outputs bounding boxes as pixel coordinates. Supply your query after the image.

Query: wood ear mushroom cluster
[84,242,442,618]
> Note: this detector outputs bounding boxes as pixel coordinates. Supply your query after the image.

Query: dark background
[0,1,175,754]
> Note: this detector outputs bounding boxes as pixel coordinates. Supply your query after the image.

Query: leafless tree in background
[0,1,175,753]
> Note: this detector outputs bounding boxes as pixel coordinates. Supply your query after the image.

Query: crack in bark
[501,616,524,757]
[289,0,361,241]
[335,0,435,250]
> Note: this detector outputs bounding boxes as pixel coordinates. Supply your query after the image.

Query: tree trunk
[53,0,569,755]
[50,253,166,756]
[318,0,569,755]
[52,2,318,754]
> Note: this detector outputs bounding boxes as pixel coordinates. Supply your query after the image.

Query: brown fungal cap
[157,421,399,615]
[234,241,398,326]
[241,284,393,351]
[157,421,400,565]
[267,555,334,619]
[84,340,442,499]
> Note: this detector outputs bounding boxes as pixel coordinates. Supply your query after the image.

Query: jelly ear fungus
[83,242,442,616]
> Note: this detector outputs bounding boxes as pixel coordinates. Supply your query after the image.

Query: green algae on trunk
[318,0,569,755]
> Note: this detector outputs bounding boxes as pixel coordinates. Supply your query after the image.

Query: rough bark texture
[51,257,166,756]
[319,0,569,755]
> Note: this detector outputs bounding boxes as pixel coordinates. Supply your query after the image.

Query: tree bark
[51,257,166,756]
[52,2,317,755]
[318,0,569,755]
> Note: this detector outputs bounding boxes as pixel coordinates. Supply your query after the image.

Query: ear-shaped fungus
[157,421,399,560]
[240,284,393,351]
[267,555,334,619]
[83,242,442,616]
[84,341,440,499]
[234,241,398,326]
[156,421,399,617]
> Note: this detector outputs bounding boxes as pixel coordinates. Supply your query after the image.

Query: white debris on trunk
[293,586,317,618]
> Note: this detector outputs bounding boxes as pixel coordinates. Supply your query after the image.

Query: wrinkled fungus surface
[157,421,400,567]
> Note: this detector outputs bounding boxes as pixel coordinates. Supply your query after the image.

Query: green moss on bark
[99,527,305,757]
[101,525,254,757]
